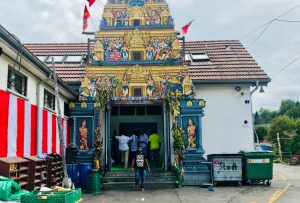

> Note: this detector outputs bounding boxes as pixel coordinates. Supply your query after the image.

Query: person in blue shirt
[129,131,138,164]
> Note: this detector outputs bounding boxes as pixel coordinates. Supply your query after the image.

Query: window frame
[44,89,56,111]
[7,67,28,97]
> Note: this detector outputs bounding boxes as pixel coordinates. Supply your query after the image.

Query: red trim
[0,90,10,157]
[52,114,57,153]
[42,110,48,153]
[30,105,37,156]
[16,98,25,157]
[66,119,70,146]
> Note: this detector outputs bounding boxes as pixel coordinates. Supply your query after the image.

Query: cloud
[0,0,299,112]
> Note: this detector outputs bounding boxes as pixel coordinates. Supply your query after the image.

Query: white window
[191,53,209,61]
[44,89,56,111]
[36,55,48,62]
[65,55,83,63]
[185,54,192,62]
[7,67,27,96]
[46,55,65,63]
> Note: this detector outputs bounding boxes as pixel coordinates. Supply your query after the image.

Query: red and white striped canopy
[0,90,70,158]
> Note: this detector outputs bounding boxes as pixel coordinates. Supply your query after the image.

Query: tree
[254,112,260,125]
[258,108,278,124]
[268,116,297,155]
[279,99,296,115]
[254,125,269,142]
[286,105,300,119]
[292,120,300,155]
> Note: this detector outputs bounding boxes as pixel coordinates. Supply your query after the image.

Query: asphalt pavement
[83,163,300,203]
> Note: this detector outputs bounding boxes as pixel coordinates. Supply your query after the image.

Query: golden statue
[187,117,196,149]
[79,120,89,150]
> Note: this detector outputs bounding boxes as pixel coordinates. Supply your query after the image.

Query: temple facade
[72,0,198,173]
[19,0,271,186]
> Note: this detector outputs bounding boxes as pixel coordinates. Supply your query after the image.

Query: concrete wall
[0,51,68,116]
[195,84,254,156]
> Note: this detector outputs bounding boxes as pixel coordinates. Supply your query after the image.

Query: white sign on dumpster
[212,157,242,182]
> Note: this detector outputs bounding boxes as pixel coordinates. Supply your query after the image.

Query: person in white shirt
[116,132,132,169]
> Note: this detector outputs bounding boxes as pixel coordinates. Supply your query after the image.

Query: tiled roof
[46,64,86,82]
[25,43,89,82]
[185,40,270,83]
[25,43,89,55]
[25,40,270,84]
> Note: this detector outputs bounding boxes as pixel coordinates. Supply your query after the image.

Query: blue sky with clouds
[1,0,299,112]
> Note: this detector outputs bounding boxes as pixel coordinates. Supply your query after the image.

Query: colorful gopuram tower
[81,0,193,101]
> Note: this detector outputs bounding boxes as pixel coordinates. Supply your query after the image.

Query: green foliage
[291,135,300,155]
[258,108,278,124]
[268,115,296,141]
[286,105,300,119]
[94,89,113,112]
[254,112,260,125]
[279,99,296,115]
[254,125,269,142]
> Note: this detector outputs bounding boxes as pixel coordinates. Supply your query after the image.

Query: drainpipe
[250,80,260,150]
[250,80,259,96]
[36,73,52,155]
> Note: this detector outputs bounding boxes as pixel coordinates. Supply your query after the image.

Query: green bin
[86,170,101,195]
[240,151,275,186]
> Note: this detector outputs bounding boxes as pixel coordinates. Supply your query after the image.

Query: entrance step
[103,171,177,190]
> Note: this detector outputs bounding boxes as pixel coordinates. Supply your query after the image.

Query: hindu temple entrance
[106,102,171,171]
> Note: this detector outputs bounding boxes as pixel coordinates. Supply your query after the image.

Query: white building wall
[195,84,254,156]
[0,52,68,116]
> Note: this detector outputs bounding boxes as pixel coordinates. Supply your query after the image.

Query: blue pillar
[178,99,210,186]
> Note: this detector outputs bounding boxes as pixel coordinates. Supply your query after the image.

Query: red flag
[87,0,96,7]
[182,20,193,35]
[83,5,90,31]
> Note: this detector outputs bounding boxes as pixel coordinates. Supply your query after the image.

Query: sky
[0,0,300,112]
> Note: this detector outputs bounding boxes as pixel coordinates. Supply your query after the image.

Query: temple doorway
[109,104,166,171]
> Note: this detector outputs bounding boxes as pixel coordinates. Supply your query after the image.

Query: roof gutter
[192,79,271,86]
[0,25,77,98]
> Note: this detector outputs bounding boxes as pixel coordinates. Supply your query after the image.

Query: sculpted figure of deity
[146,74,154,97]
[146,44,153,60]
[187,117,196,149]
[122,74,129,98]
[79,120,89,150]
[121,43,129,61]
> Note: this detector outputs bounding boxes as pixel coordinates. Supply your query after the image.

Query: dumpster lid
[207,154,243,157]
[239,151,275,156]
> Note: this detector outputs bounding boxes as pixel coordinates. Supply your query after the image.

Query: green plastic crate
[72,189,82,202]
[21,189,81,203]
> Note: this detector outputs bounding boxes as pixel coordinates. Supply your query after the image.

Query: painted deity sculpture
[79,120,89,150]
[146,74,154,97]
[122,74,129,98]
[187,117,196,149]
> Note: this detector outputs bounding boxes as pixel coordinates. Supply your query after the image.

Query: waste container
[86,169,101,195]
[207,154,243,186]
[67,164,79,187]
[240,151,275,186]
[79,163,93,189]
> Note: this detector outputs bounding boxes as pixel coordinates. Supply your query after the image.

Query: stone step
[103,181,177,190]
[103,175,177,183]
[105,171,176,177]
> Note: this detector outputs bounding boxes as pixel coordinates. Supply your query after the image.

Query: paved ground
[83,164,300,203]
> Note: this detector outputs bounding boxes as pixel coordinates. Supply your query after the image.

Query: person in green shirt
[148,130,161,168]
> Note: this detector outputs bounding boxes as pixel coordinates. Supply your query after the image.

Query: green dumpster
[240,151,275,186]
[86,169,101,195]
